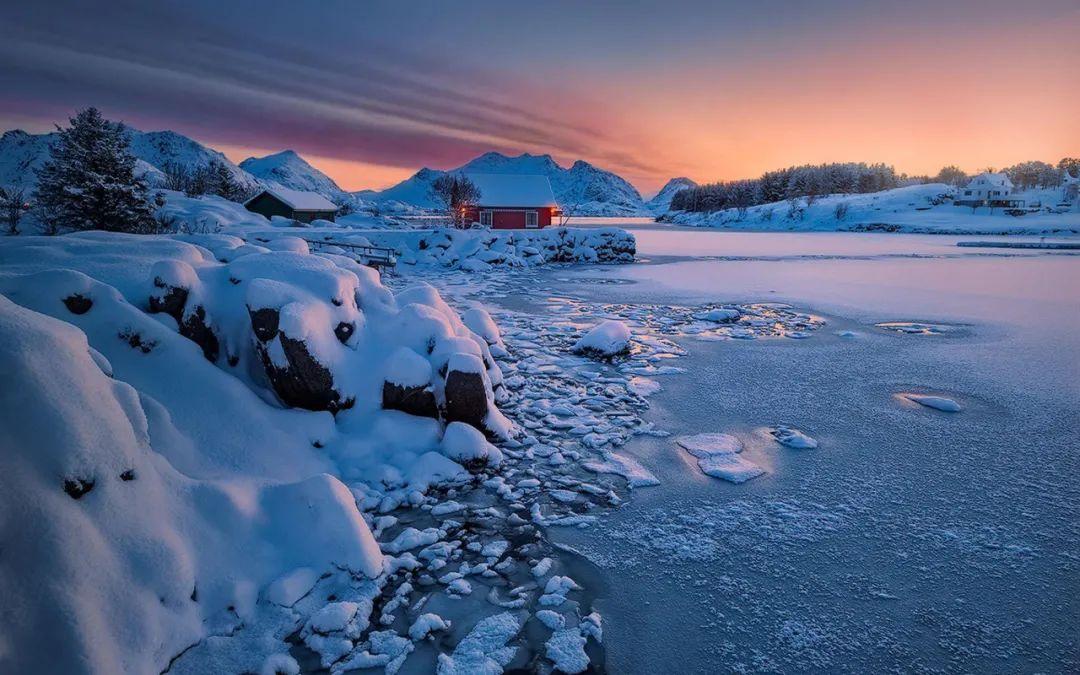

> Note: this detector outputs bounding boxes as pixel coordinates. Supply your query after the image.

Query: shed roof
[247,186,337,211]
[466,174,558,208]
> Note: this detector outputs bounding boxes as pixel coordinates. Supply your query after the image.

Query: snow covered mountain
[0,127,258,194]
[240,150,350,204]
[126,130,258,193]
[646,177,697,214]
[366,152,650,216]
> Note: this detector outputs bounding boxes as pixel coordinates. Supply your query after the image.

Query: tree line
[671,159,1080,213]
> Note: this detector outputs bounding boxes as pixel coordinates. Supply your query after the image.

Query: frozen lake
[524,228,1079,672]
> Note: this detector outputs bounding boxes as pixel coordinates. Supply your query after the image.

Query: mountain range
[0,126,685,217]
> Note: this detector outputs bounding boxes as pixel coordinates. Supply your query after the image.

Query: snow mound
[573,320,631,358]
[0,296,383,673]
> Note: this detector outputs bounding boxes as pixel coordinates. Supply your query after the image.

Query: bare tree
[430,174,481,228]
[0,186,28,235]
[834,202,850,221]
[161,162,189,192]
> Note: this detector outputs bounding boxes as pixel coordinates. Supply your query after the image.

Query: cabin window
[525,211,538,228]
[480,210,493,226]
[964,190,971,196]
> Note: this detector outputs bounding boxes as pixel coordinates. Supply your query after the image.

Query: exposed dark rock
[119,469,135,481]
[64,478,95,499]
[148,282,188,321]
[248,306,350,413]
[443,369,489,430]
[62,293,93,315]
[333,321,354,344]
[180,305,219,363]
[119,328,157,353]
[382,381,439,419]
[148,279,220,363]
[249,307,280,342]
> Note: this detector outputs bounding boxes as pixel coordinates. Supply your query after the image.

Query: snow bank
[664,183,1079,235]
[0,297,382,673]
[360,227,635,268]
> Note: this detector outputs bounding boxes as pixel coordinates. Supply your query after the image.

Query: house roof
[466,173,558,208]
[968,172,1013,188]
[247,186,337,211]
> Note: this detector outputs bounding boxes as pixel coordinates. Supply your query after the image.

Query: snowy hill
[240,150,350,204]
[365,152,650,216]
[126,130,259,193]
[0,127,258,194]
[646,177,697,214]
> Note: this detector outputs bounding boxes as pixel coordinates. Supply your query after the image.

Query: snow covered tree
[430,174,481,228]
[0,186,28,235]
[1057,158,1079,179]
[34,108,157,234]
[1004,161,1061,190]
[933,165,968,187]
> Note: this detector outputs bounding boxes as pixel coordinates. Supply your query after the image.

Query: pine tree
[209,160,245,202]
[34,108,157,234]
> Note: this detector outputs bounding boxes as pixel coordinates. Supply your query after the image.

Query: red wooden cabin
[464,174,562,229]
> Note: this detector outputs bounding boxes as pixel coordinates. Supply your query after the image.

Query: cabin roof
[466,173,558,208]
[247,186,337,211]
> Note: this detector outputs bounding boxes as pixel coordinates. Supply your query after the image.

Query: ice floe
[769,425,819,449]
[902,393,962,412]
[676,433,766,484]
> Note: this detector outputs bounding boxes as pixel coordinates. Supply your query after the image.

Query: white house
[954,172,1021,207]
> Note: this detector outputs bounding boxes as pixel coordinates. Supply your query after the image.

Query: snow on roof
[968,172,1013,187]
[248,186,337,211]
[466,174,558,208]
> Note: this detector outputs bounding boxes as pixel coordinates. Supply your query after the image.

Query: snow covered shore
[159,191,636,269]
[0,231,520,671]
[662,184,1079,235]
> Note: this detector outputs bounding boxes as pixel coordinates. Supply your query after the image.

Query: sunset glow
[1,0,1077,194]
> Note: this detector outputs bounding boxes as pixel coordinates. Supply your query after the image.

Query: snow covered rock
[381,346,438,418]
[441,421,504,469]
[573,320,632,358]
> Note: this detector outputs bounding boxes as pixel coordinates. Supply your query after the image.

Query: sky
[1,0,1077,196]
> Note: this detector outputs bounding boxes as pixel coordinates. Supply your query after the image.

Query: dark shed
[245,187,338,223]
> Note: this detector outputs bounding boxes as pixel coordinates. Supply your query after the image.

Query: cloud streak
[0,0,666,187]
